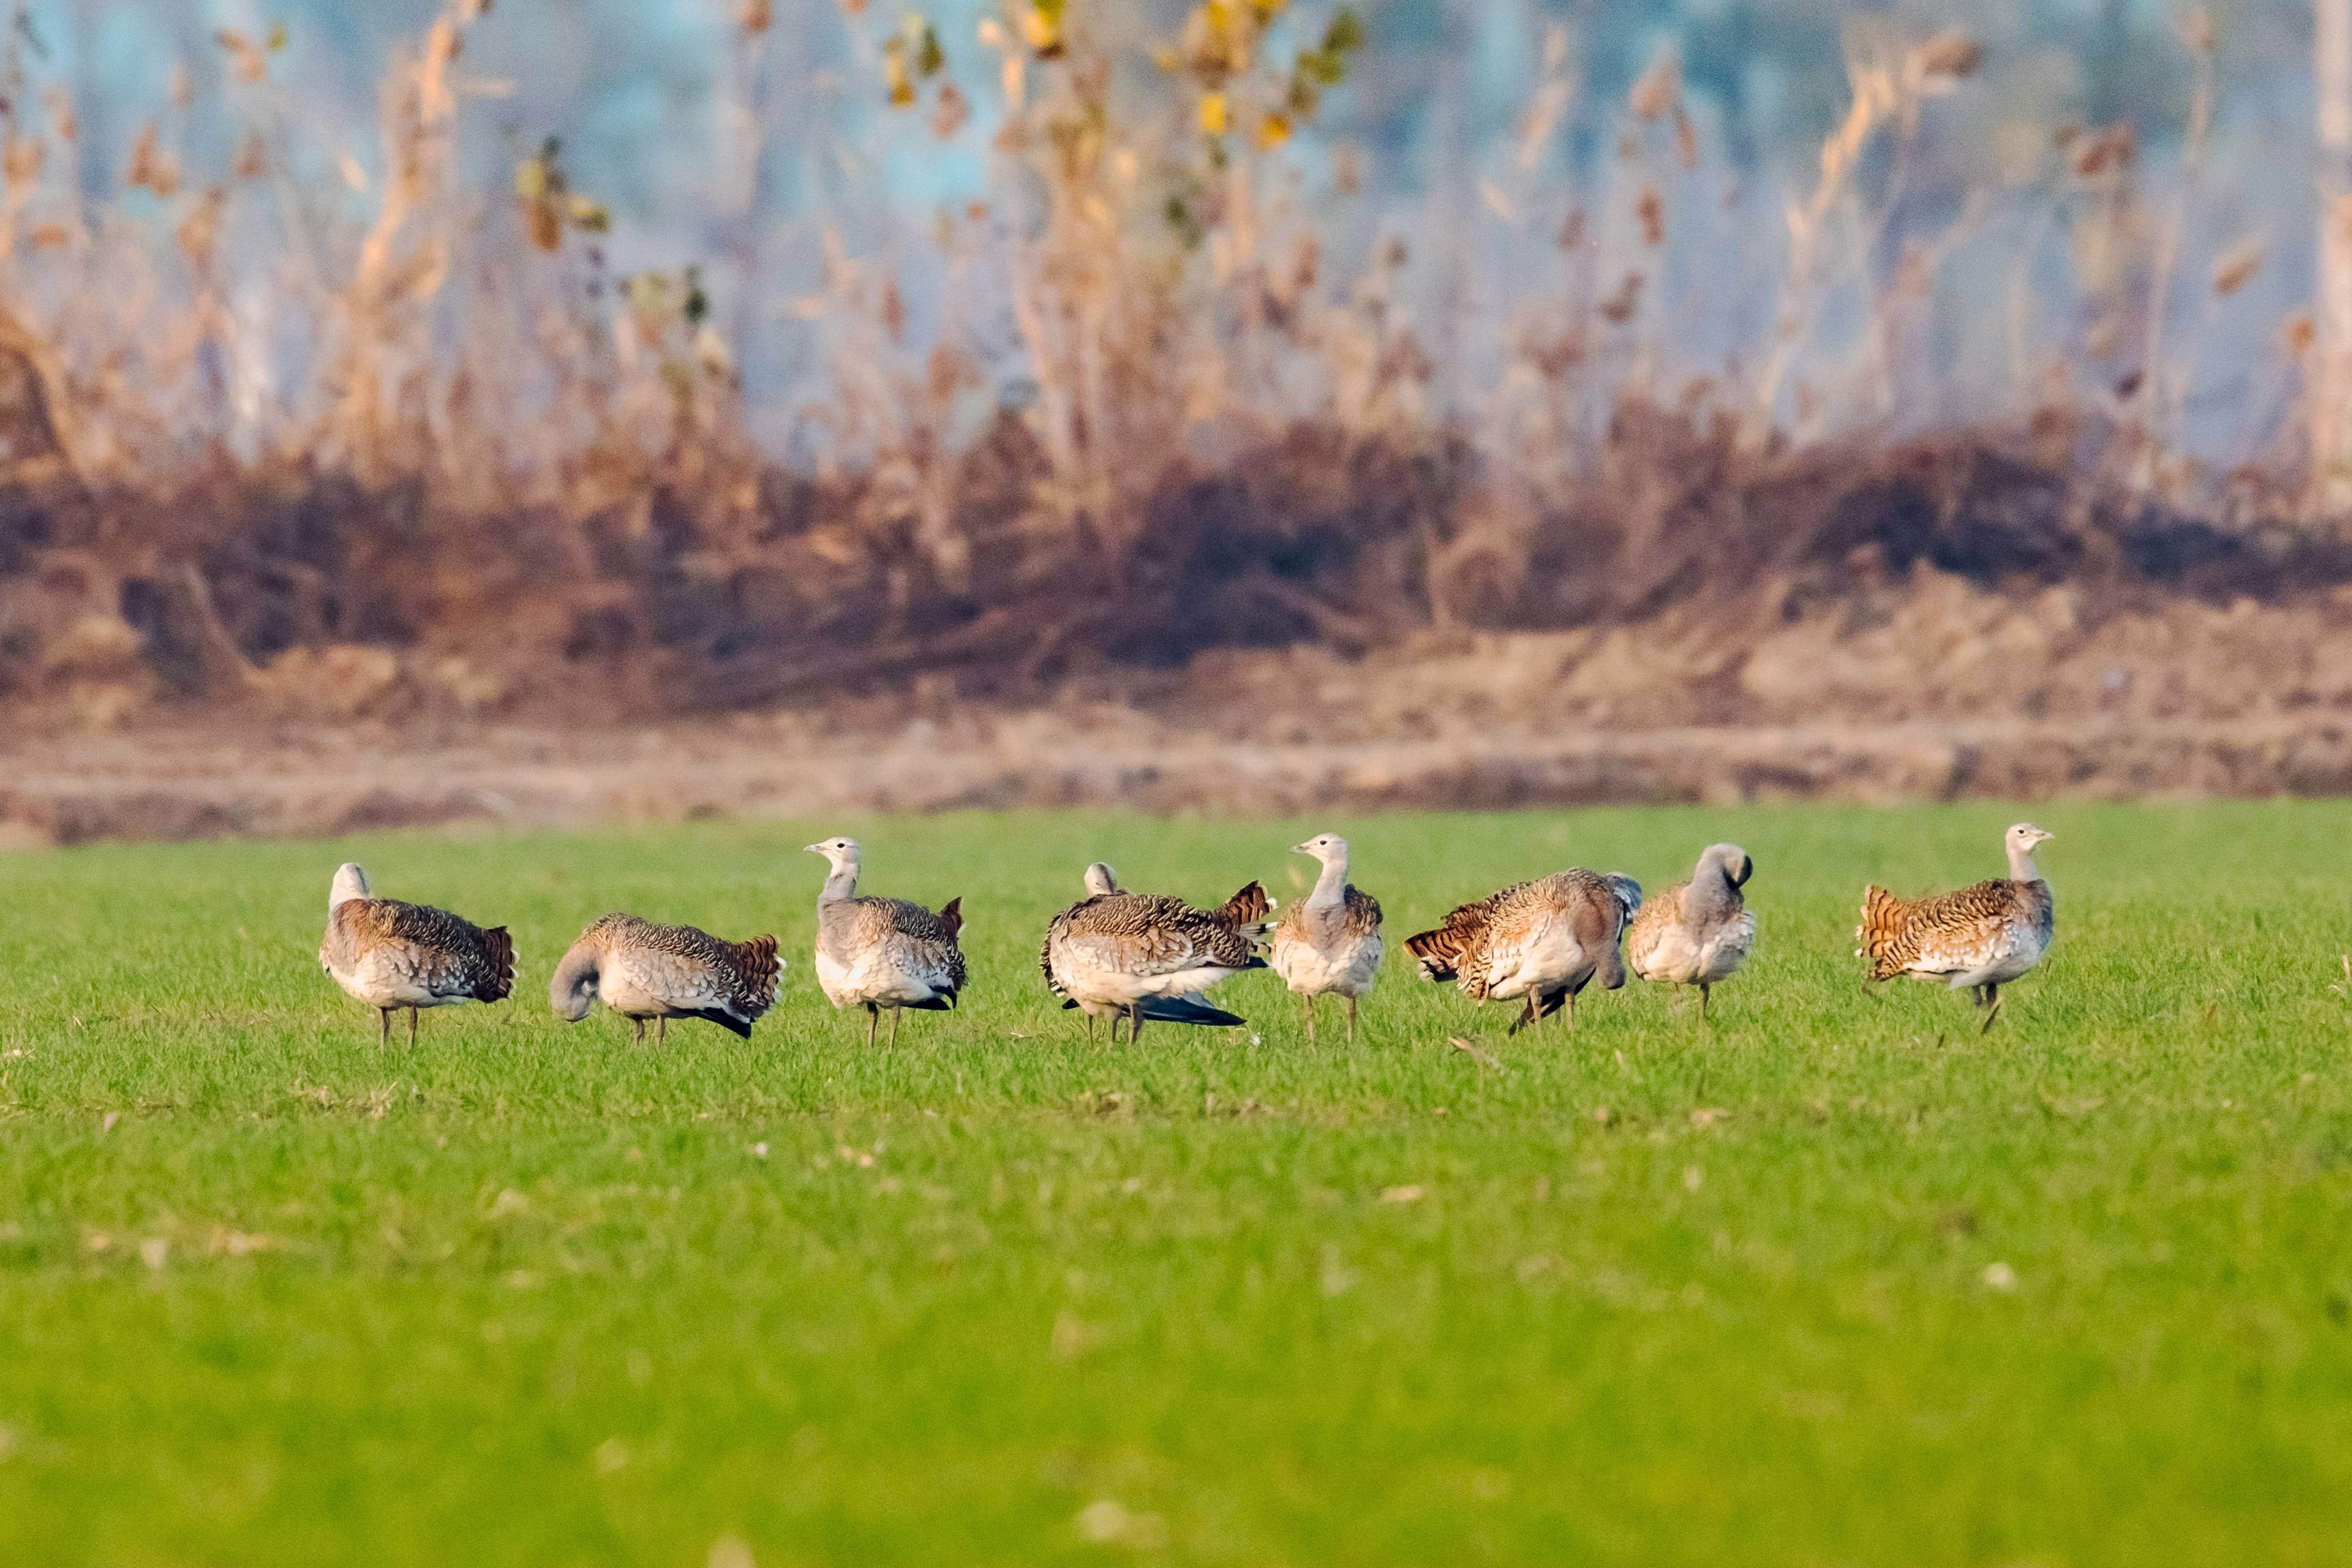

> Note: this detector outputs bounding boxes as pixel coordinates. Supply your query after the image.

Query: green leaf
[1322,7,1363,56]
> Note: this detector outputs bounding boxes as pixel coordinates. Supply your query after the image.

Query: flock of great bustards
[319,824,2057,1046]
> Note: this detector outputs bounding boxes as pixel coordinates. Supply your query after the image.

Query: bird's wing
[1053,893,1247,978]
[1878,880,2041,974]
[1625,880,1688,974]
[853,898,968,995]
[340,898,513,1001]
[1405,880,1531,988]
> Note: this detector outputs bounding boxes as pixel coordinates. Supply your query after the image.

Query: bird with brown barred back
[807,836,968,1048]
[1857,822,2054,1031]
[1407,867,1642,1034]
[1040,870,1271,1044]
[548,913,781,1044]
[320,863,514,1046]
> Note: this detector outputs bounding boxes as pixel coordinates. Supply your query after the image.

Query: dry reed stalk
[2129,7,2216,494]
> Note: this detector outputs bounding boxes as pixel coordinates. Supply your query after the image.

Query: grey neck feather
[2007,842,2043,882]
[1684,854,1741,923]
[547,942,601,1021]
[819,859,861,906]
[1305,854,1349,912]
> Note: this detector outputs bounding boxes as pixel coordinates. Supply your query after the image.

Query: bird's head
[803,836,861,875]
[1083,861,1120,895]
[1702,843,1753,888]
[2007,822,2054,853]
[1290,831,1348,862]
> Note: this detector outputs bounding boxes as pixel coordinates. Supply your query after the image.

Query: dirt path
[7,709,2350,846]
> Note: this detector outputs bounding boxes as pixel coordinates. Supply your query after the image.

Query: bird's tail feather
[475,927,515,1002]
[1404,925,1465,983]
[1214,881,1273,936]
[1854,886,1914,980]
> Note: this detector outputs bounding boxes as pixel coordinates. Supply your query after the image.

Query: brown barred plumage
[808,836,968,1047]
[1407,869,1641,1034]
[1855,823,2055,1029]
[550,913,781,1042]
[1856,880,2052,982]
[320,863,513,1046]
[1273,884,1383,946]
[1040,877,1270,1041]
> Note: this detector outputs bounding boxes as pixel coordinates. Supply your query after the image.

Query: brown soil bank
[9,573,2352,845]
[7,416,2352,841]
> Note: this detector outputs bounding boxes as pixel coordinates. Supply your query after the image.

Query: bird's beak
[802,844,823,856]
[1290,842,1312,854]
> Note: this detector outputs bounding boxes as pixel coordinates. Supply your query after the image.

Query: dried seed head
[1629,47,1679,122]
[2211,239,2262,298]
[1914,31,1982,82]
[1635,186,1664,246]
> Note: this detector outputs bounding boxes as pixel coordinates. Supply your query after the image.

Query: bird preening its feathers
[1627,843,1757,1019]
[549,913,781,1043]
[1857,822,2055,1031]
[319,863,514,1046]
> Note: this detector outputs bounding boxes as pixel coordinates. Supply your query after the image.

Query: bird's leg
[887,1007,901,1049]
[408,1007,419,1048]
[1347,995,1358,1046]
[1303,993,1316,1044]
[1563,990,1576,1031]
[1128,1002,1145,1047]
[378,1008,392,1047]
[865,1004,878,1049]
[1108,1011,1123,1046]
[1700,982,1712,1023]
[657,1016,667,1046]
[1980,986,2003,1035]
[633,1017,646,1046]
[1086,1014,1096,1044]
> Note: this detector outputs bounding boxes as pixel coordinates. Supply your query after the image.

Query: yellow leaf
[1198,91,1227,135]
[1258,112,1290,148]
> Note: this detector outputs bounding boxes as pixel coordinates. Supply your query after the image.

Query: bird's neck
[2007,844,2043,883]
[1305,857,1349,910]
[1685,863,1738,921]
[820,865,860,904]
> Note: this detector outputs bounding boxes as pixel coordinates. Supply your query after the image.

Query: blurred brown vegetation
[0,0,2341,731]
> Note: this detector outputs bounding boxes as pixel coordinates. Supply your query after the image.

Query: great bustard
[1039,873,1270,1044]
[1405,868,1642,1034]
[806,836,967,1046]
[1857,822,2054,1031]
[319,863,514,1046]
[1627,843,1755,1019]
[1270,832,1382,1044]
[548,914,781,1043]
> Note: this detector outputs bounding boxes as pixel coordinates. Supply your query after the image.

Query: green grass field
[4,803,2352,1566]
